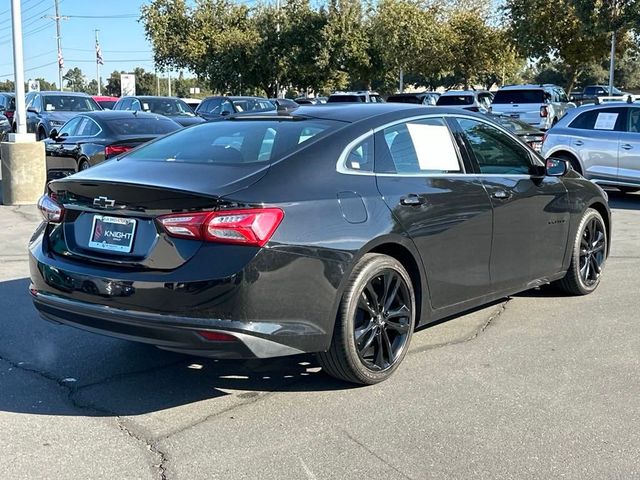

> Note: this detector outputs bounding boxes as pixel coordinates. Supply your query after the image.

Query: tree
[504,0,637,93]
[104,71,121,97]
[33,78,56,91]
[63,67,86,92]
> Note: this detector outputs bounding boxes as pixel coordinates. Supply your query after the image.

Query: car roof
[231,103,471,123]
[93,96,119,101]
[440,90,483,96]
[123,96,184,100]
[34,91,92,96]
[77,110,174,121]
[498,84,558,90]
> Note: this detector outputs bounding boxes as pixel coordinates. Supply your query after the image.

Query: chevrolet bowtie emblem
[93,196,115,208]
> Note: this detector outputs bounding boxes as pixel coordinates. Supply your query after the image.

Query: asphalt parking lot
[0,183,639,479]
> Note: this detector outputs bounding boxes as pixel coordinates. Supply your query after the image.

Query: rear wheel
[554,208,607,295]
[318,254,415,385]
[78,158,91,171]
[618,186,639,194]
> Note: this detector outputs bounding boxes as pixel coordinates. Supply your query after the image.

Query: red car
[92,96,119,110]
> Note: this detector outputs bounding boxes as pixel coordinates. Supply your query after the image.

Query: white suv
[491,85,575,130]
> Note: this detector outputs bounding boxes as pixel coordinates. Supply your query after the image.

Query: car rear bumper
[31,290,305,358]
[28,230,345,358]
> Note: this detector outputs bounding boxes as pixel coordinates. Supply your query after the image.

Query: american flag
[96,42,104,65]
[57,49,64,70]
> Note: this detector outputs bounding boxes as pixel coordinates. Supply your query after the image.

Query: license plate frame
[88,215,137,253]
[509,113,520,119]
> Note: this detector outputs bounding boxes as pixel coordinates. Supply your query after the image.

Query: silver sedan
[542,103,640,193]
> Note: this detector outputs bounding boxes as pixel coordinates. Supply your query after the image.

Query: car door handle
[621,144,633,150]
[574,140,584,146]
[400,194,426,206]
[491,190,511,200]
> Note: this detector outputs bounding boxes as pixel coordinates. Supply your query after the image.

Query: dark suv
[112,96,205,127]
[25,91,102,140]
[0,92,16,130]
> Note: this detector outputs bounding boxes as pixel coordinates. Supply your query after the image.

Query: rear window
[436,95,473,106]
[42,95,100,112]
[97,100,116,110]
[328,95,364,103]
[106,117,181,135]
[123,119,343,165]
[387,96,420,104]
[493,90,545,104]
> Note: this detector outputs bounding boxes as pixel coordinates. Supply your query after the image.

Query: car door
[45,116,83,178]
[374,116,494,309]
[453,116,570,292]
[618,107,640,185]
[568,107,626,183]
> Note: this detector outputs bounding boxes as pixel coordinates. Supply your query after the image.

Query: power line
[65,47,152,53]
[0,60,57,79]
[65,14,139,19]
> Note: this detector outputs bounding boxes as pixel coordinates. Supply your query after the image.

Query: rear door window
[569,108,627,131]
[375,118,462,174]
[58,117,82,137]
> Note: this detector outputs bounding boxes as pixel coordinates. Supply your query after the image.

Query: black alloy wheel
[318,254,415,384]
[37,127,46,141]
[79,159,91,171]
[555,208,607,295]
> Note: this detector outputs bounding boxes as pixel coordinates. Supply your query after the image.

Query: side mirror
[220,110,231,116]
[27,107,39,114]
[49,129,58,139]
[546,157,569,177]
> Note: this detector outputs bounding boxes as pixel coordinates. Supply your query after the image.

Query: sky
[0,0,156,86]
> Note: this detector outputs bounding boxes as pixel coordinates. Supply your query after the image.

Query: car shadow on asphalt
[606,191,640,211]
[0,278,357,417]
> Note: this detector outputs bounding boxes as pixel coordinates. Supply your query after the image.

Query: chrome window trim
[336,113,540,177]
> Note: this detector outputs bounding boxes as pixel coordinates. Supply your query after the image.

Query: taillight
[540,106,549,118]
[105,145,133,158]
[37,194,64,222]
[158,208,284,247]
[5,111,13,121]
[198,331,237,342]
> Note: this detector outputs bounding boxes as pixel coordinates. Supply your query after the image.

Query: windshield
[124,119,343,165]
[97,100,117,110]
[493,90,545,104]
[43,95,100,112]
[328,95,365,103]
[387,96,420,104]
[106,117,181,135]
[140,98,194,116]
[436,95,473,106]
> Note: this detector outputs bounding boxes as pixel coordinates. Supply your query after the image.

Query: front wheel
[37,127,47,141]
[318,254,416,385]
[554,208,607,295]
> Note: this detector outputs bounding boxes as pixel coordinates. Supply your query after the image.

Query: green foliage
[63,67,86,92]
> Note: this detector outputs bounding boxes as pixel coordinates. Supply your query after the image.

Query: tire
[317,253,416,385]
[554,208,607,295]
[618,186,639,194]
[37,127,47,141]
[78,158,91,171]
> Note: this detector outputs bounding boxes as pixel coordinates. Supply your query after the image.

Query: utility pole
[44,0,67,91]
[608,0,618,96]
[10,0,27,134]
[95,29,102,95]
[275,0,280,98]
[167,71,171,97]
[399,68,404,93]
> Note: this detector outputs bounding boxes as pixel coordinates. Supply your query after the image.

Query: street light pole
[607,0,618,96]
[95,29,101,95]
[54,0,63,91]
[10,0,27,135]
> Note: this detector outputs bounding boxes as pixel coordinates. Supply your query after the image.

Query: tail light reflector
[105,145,133,158]
[37,194,64,223]
[158,208,284,247]
[540,106,549,118]
[5,111,13,121]
[198,331,237,342]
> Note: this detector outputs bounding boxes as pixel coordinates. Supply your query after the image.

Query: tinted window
[198,98,223,114]
[76,117,100,136]
[106,117,181,135]
[436,95,474,106]
[492,90,545,104]
[376,118,461,174]
[344,136,374,172]
[387,95,421,104]
[57,117,82,137]
[457,118,532,175]
[97,100,116,110]
[138,98,193,116]
[569,108,626,131]
[42,95,99,112]
[327,95,363,103]
[124,119,342,165]
[629,108,640,133]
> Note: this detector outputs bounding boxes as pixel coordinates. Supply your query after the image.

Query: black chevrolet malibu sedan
[30,104,610,384]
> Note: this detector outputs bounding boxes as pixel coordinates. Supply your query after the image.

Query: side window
[375,117,461,174]
[131,99,142,111]
[76,118,100,136]
[569,108,626,131]
[343,136,374,173]
[221,101,234,114]
[628,108,640,133]
[33,94,43,111]
[25,94,34,109]
[457,118,532,175]
[57,117,82,137]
